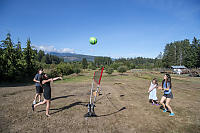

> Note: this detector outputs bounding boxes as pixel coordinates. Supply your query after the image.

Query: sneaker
[152,103,155,105]
[33,100,36,104]
[32,104,34,111]
[169,113,175,116]
[155,104,159,106]
[163,109,167,112]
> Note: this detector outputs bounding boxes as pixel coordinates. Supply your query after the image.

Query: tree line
[162,37,200,68]
[100,36,200,71]
[37,50,64,64]
[0,33,38,81]
[1,33,199,82]
[0,33,64,82]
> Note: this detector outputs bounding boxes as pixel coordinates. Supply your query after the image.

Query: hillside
[49,52,97,62]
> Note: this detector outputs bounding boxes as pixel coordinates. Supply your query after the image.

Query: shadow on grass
[37,101,87,115]
[119,73,129,76]
[95,93,111,103]
[104,74,118,77]
[51,95,75,101]
[51,101,87,115]
[97,107,126,117]
[0,82,34,87]
[94,93,126,117]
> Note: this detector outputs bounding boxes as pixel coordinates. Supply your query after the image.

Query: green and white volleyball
[89,37,97,45]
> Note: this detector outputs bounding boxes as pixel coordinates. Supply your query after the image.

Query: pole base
[84,112,97,117]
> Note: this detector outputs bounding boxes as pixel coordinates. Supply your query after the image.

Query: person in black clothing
[32,73,62,117]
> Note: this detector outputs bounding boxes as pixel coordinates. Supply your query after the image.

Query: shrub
[73,67,81,74]
[106,67,114,75]
[49,68,61,78]
[117,66,127,74]
[89,65,96,70]
[56,62,73,75]
[110,62,120,70]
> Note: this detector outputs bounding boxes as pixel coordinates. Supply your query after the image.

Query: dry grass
[0,71,200,133]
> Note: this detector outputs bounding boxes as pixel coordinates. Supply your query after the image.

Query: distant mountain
[49,52,97,62]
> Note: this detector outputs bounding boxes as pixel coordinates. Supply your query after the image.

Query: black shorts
[163,92,173,99]
[36,86,43,93]
[43,87,51,100]
[43,92,51,100]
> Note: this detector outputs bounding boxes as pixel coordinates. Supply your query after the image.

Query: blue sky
[0,0,200,58]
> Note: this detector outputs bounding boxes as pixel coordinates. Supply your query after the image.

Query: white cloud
[33,44,75,53]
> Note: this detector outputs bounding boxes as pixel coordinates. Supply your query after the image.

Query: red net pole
[98,67,104,85]
[93,71,95,80]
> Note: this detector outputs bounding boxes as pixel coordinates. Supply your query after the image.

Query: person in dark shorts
[158,74,175,116]
[32,73,62,117]
[33,68,43,104]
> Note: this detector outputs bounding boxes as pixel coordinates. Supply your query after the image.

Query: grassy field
[0,70,200,133]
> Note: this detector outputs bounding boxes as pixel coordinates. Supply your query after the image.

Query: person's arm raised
[42,78,53,84]
[52,77,62,81]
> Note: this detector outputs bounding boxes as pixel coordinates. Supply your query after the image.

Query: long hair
[152,78,158,85]
[162,74,172,88]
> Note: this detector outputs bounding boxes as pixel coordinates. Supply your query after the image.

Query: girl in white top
[148,78,159,105]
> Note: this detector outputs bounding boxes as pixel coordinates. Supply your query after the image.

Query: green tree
[15,40,26,79]
[110,62,120,70]
[88,62,96,70]
[197,37,200,67]
[129,63,136,69]
[0,33,16,79]
[117,66,127,74]
[45,53,52,64]
[94,57,112,67]
[162,43,176,67]
[182,39,196,68]
[23,38,37,75]
[37,50,45,62]
[73,67,81,74]
[82,58,88,69]
[106,67,114,75]
[41,56,46,64]
[191,37,200,67]
[57,62,73,75]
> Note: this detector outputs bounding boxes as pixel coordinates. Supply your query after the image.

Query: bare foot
[46,114,51,117]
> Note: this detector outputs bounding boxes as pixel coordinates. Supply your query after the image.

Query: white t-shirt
[149,82,158,100]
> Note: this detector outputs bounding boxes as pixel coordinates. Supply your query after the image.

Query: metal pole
[93,86,99,103]
[90,80,94,105]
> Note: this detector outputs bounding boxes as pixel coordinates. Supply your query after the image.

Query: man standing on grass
[33,68,43,104]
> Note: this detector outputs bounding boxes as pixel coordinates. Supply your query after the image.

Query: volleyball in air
[89,37,97,45]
